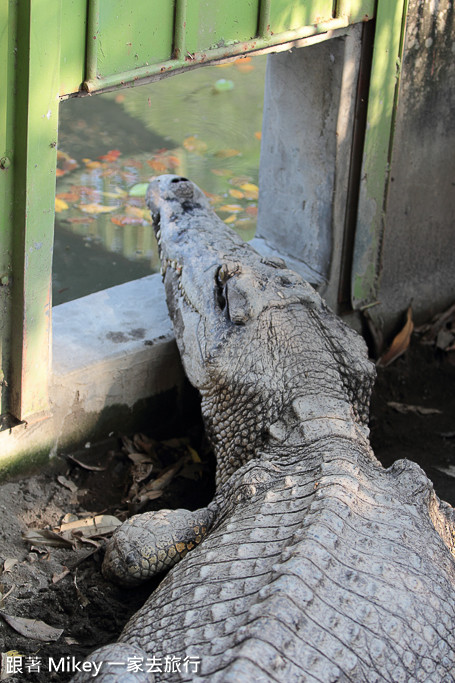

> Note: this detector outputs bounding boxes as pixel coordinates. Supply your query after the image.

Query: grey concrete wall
[371,0,455,336]
[254,25,363,310]
[0,275,184,476]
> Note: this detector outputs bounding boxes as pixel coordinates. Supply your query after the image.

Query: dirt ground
[0,333,454,682]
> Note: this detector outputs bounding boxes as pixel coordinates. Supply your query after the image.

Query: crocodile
[73,175,455,682]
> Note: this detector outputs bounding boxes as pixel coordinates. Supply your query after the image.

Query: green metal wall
[1,0,408,424]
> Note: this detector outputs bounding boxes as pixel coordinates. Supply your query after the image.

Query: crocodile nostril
[171,176,189,183]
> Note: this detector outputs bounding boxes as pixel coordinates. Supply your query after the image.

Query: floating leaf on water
[56,168,66,177]
[254,131,262,140]
[78,203,118,214]
[129,183,149,197]
[98,149,121,162]
[218,204,243,213]
[229,189,244,199]
[211,168,232,177]
[245,205,258,216]
[0,613,63,642]
[236,63,255,73]
[81,159,103,170]
[56,191,80,202]
[377,306,413,367]
[240,183,259,200]
[111,215,144,226]
[215,149,241,159]
[204,191,223,204]
[224,215,237,224]
[166,155,180,169]
[66,217,95,224]
[55,197,69,213]
[183,136,208,154]
[147,159,168,172]
[213,78,234,93]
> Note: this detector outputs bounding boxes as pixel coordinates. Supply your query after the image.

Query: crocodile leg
[103,506,217,586]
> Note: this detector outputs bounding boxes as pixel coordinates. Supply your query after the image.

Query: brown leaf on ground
[387,401,442,415]
[57,475,78,493]
[417,302,455,343]
[65,454,107,471]
[22,529,74,549]
[377,307,414,367]
[0,612,63,641]
[57,515,122,540]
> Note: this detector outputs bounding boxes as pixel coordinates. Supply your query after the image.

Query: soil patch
[0,338,453,681]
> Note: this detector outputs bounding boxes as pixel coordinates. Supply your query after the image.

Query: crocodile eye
[215,265,228,311]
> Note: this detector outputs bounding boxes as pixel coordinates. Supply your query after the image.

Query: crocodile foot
[103,507,215,585]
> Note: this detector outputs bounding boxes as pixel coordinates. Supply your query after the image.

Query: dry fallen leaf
[57,515,122,539]
[57,475,78,493]
[387,401,442,415]
[0,613,63,642]
[2,559,18,574]
[22,529,73,548]
[377,306,414,367]
[52,568,71,584]
[65,454,107,471]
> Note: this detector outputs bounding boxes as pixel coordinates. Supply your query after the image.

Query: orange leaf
[78,203,118,214]
[56,169,65,177]
[204,191,223,204]
[166,155,180,169]
[62,158,78,172]
[215,149,241,159]
[377,307,414,367]
[56,192,80,202]
[245,205,258,216]
[98,149,122,162]
[223,215,237,224]
[147,159,168,172]
[236,64,254,73]
[82,159,103,170]
[234,56,252,64]
[115,94,125,103]
[111,215,144,226]
[66,217,95,224]
[183,136,208,154]
[254,131,262,140]
[229,189,244,199]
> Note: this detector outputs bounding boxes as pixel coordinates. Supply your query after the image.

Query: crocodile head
[147,175,375,485]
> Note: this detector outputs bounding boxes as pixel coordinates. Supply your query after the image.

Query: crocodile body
[73,175,455,682]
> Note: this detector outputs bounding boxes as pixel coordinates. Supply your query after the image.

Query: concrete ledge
[0,275,184,476]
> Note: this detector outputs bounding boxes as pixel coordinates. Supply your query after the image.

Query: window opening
[53,56,266,306]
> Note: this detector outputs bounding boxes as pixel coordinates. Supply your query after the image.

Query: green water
[53,57,266,306]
